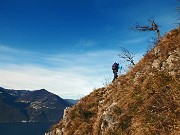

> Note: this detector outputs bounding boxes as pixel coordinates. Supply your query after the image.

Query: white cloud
[75,39,97,48]
[0,64,102,99]
[0,45,120,99]
[0,44,20,52]
[0,45,144,99]
[121,37,147,45]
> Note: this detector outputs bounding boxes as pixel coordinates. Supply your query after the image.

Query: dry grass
[50,27,180,135]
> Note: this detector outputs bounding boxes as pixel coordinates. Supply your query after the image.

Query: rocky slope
[46,27,180,135]
[0,87,72,122]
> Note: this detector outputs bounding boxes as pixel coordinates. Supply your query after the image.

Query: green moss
[112,105,123,115]
[118,116,132,131]
[129,104,139,112]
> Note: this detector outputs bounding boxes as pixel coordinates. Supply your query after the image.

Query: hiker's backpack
[112,63,118,70]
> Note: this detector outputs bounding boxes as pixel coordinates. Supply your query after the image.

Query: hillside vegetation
[46,27,180,135]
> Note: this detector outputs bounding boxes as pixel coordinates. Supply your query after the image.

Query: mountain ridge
[46,27,180,135]
[0,87,72,122]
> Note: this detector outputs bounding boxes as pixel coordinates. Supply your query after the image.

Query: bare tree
[131,18,161,40]
[118,47,135,66]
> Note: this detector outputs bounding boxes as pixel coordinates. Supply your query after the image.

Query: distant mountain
[0,87,72,122]
[65,99,79,105]
[46,28,180,135]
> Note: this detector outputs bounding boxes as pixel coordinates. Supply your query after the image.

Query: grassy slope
[51,27,180,135]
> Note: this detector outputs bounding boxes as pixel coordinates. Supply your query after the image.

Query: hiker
[112,62,120,82]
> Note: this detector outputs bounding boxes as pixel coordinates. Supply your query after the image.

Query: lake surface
[0,122,54,135]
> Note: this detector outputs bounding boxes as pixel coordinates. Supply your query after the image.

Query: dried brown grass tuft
[49,27,180,135]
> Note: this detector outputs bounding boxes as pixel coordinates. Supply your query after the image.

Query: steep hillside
[46,27,180,135]
[0,88,72,122]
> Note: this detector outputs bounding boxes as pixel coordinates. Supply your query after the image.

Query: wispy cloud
[157,13,179,33]
[0,65,94,99]
[121,37,147,45]
[75,39,97,48]
[0,45,18,52]
[0,45,122,99]
[0,45,144,99]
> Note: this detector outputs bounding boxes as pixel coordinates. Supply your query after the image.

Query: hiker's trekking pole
[119,66,122,75]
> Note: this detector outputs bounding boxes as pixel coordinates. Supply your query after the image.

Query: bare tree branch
[131,18,161,40]
[118,47,135,66]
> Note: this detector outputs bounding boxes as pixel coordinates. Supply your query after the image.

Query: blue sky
[0,0,179,99]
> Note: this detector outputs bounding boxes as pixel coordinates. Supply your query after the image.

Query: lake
[0,122,54,135]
